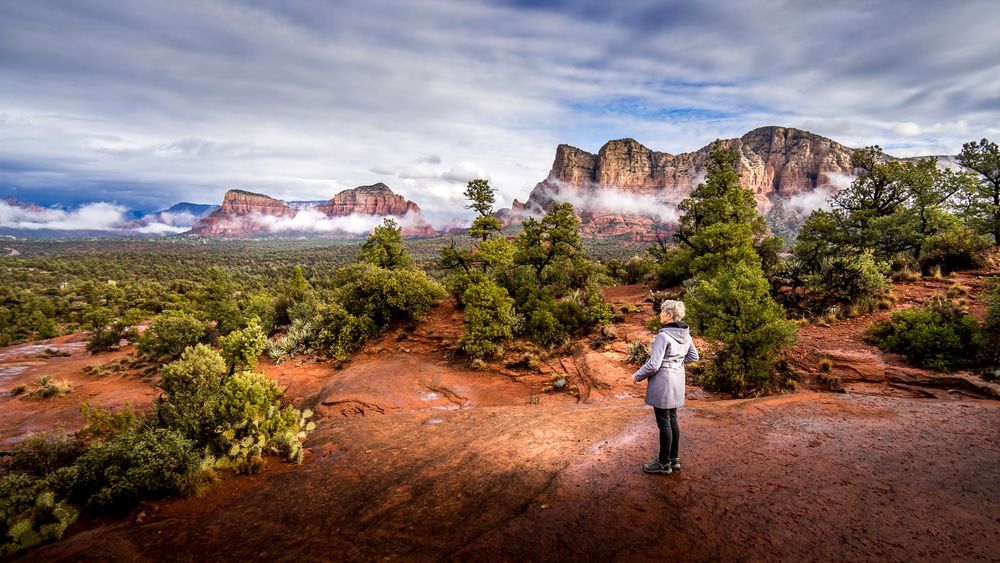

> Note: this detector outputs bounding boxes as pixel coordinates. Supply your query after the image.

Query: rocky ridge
[514,126,858,240]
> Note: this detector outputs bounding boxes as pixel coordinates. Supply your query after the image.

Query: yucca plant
[624,341,650,365]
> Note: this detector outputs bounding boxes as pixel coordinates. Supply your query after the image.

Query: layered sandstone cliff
[189,190,296,236]
[188,185,436,237]
[316,183,419,217]
[519,126,857,239]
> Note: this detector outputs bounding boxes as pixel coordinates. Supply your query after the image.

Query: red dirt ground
[2,271,999,562]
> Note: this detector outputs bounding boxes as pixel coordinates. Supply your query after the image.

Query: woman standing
[632,299,699,475]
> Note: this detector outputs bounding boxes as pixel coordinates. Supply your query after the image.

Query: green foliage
[605,255,656,285]
[514,202,584,284]
[624,341,650,365]
[78,400,140,440]
[198,266,244,336]
[153,344,228,444]
[8,433,83,477]
[670,142,776,280]
[918,225,992,273]
[957,138,1000,245]
[791,146,993,309]
[214,372,309,473]
[314,301,379,361]
[137,310,208,362]
[219,317,268,373]
[686,263,798,396]
[0,475,79,557]
[358,218,413,269]
[461,279,518,357]
[803,248,891,305]
[28,309,58,340]
[266,318,316,364]
[333,263,447,328]
[69,427,199,513]
[865,295,986,372]
[465,179,504,242]
[17,376,73,399]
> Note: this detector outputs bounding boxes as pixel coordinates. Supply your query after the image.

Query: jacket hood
[660,322,691,344]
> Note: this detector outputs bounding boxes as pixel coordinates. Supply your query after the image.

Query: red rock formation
[188,185,438,238]
[519,126,858,240]
[188,190,296,236]
[317,183,436,237]
[316,183,419,217]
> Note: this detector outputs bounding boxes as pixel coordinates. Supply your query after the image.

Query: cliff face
[316,183,420,217]
[521,126,857,239]
[189,190,297,236]
[188,185,436,238]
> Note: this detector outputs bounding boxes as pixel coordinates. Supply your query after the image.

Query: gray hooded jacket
[631,322,699,409]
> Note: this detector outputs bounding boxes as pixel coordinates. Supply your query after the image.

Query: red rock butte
[188,184,436,237]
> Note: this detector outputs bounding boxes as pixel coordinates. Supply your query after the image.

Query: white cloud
[0,201,127,231]
[0,0,997,221]
[533,180,681,224]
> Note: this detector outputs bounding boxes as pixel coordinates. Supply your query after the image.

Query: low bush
[70,427,199,514]
[864,294,987,372]
[136,310,208,362]
[7,432,84,477]
[0,475,78,556]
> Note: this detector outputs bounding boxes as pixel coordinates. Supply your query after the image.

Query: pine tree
[957,138,1000,245]
[677,142,797,395]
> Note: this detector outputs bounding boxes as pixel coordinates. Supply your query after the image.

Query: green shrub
[865,296,986,372]
[918,226,992,273]
[78,400,140,440]
[625,341,650,365]
[219,317,267,373]
[315,301,379,361]
[0,475,79,557]
[152,343,228,445]
[137,310,208,362]
[686,262,798,396]
[70,427,199,514]
[333,263,447,327]
[461,279,517,357]
[804,248,891,305]
[8,433,84,477]
[214,372,310,472]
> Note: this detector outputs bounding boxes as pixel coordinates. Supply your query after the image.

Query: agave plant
[624,341,650,365]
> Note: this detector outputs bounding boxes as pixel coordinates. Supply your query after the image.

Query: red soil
[2,272,999,562]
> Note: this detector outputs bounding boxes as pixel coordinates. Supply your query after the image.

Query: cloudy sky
[2,0,998,229]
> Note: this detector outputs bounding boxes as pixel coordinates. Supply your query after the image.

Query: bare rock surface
[519,126,857,240]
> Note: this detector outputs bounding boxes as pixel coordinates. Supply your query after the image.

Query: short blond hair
[660,299,685,321]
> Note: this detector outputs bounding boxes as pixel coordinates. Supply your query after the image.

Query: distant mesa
[505,126,858,241]
[187,184,436,238]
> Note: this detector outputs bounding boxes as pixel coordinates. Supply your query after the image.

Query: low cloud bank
[531,180,682,225]
[220,209,432,236]
[0,201,206,234]
[0,201,127,231]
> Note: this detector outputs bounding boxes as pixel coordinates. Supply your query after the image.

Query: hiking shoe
[669,458,681,471]
[642,459,673,475]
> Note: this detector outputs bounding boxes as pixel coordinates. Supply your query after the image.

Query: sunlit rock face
[514,126,857,241]
[188,185,437,238]
[189,190,297,236]
[316,183,417,217]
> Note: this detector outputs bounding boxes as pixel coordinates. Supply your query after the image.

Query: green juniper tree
[957,138,1000,245]
[676,142,798,395]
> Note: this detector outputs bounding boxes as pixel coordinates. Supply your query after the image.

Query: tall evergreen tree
[677,142,797,395]
[957,138,1000,245]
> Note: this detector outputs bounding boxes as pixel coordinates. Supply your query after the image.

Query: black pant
[653,407,679,462]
